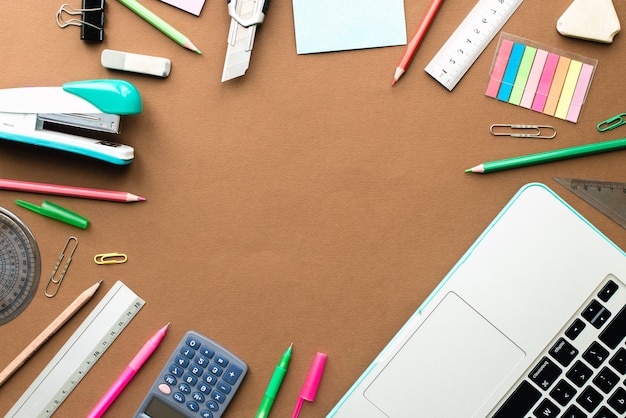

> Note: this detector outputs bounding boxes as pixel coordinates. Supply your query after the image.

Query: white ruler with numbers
[425,0,523,90]
[7,281,145,418]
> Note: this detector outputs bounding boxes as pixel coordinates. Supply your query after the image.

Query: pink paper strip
[520,49,548,108]
[531,52,560,112]
[566,63,594,122]
[485,39,514,98]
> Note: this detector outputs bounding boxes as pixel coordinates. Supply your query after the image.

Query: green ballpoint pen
[256,343,293,418]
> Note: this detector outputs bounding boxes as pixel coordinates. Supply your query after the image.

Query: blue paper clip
[597,113,626,132]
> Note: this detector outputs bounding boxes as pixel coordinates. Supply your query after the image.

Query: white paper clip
[94,252,128,265]
[490,124,556,139]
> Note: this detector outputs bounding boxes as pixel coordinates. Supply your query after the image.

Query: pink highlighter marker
[292,352,327,418]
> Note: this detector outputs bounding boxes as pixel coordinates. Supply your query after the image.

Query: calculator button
[192,392,205,403]
[203,373,217,385]
[200,410,214,418]
[223,364,244,385]
[175,355,190,367]
[180,347,195,359]
[186,336,202,349]
[178,383,191,394]
[190,365,203,377]
[169,364,184,377]
[195,354,209,367]
[208,364,223,376]
[164,374,176,385]
[198,382,212,395]
[217,382,231,394]
[215,355,229,367]
[183,373,198,386]
[158,383,172,395]
[206,401,219,411]
[211,390,226,404]
[200,346,215,358]
[186,401,200,412]
[173,392,185,403]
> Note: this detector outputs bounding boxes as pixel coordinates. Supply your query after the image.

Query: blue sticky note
[292,0,407,54]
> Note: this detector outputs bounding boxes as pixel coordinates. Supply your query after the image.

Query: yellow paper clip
[45,236,79,297]
[94,252,128,265]
[597,113,626,132]
[490,124,556,139]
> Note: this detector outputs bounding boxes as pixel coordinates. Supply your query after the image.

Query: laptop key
[592,406,617,418]
[609,347,626,374]
[598,279,619,302]
[599,304,626,349]
[576,385,603,412]
[562,404,586,418]
[533,398,560,417]
[565,318,586,340]
[582,300,611,329]
[607,387,626,414]
[549,338,578,367]
[583,341,610,368]
[592,366,619,393]
[492,380,541,418]
[529,357,562,390]
[567,360,592,387]
[550,379,577,406]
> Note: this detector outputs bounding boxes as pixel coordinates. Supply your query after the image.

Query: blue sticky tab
[497,43,526,102]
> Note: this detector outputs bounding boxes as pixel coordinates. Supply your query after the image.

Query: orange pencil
[392,0,444,85]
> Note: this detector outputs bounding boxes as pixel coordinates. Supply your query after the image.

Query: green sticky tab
[15,200,89,229]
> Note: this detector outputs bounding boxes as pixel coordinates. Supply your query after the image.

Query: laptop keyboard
[492,274,626,418]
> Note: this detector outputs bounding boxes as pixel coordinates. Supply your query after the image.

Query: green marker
[256,343,293,418]
[465,137,626,173]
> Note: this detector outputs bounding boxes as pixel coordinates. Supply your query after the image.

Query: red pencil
[0,178,146,203]
[392,0,444,85]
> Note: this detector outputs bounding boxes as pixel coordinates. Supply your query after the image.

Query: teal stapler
[0,79,142,165]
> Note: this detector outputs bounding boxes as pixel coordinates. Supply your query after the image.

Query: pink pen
[87,323,170,418]
[292,352,327,418]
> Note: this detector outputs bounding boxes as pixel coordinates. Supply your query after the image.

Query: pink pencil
[0,178,146,202]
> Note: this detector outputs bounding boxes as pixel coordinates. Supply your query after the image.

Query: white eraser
[557,0,621,43]
[101,49,171,77]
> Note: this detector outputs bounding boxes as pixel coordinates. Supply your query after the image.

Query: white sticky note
[160,0,206,16]
[292,0,407,54]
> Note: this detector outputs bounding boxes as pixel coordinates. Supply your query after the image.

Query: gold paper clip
[45,236,78,298]
[597,113,626,132]
[94,253,128,265]
[490,124,556,139]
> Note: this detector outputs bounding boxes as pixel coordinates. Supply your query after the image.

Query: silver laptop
[328,183,626,417]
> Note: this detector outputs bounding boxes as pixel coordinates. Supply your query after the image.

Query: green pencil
[117,0,201,54]
[465,137,626,173]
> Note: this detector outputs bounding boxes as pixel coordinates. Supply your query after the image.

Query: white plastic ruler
[7,280,145,418]
[425,0,524,90]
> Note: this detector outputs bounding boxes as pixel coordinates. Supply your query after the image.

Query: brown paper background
[1,1,624,416]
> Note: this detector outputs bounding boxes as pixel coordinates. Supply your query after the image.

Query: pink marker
[292,352,327,418]
[87,323,169,418]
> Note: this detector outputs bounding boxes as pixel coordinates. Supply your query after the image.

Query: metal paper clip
[597,113,626,132]
[45,236,78,298]
[490,124,556,139]
[94,253,127,265]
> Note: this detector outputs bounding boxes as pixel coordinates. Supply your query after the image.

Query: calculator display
[142,396,187,418]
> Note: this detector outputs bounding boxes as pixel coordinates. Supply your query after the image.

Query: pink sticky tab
[300,352,327,401]
[485,39,514,98]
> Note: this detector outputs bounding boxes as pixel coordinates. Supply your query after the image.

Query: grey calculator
[134,330,248,418]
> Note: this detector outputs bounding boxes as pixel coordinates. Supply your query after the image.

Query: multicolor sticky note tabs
[486,33,597,123]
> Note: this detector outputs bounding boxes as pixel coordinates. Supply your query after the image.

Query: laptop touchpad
[364,292,524,417]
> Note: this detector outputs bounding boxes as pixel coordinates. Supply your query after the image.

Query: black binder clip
[56,0,105,41]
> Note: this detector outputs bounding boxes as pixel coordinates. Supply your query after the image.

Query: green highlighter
[15,200,89,229]
[256,343,293,418]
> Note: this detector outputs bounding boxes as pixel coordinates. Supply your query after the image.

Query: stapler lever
[0,79,142,165]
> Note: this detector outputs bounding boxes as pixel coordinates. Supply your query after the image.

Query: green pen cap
[15,200,89,229]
